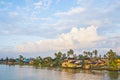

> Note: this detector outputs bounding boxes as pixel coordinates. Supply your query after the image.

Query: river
[0,65,120,80]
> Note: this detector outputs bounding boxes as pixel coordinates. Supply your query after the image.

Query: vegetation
[106,49,118,70]
[0,49,120,71]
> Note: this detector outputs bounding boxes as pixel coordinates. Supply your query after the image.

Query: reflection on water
[108,71,119,79]
[61,68,104,80]
[0,65,120,80]
[105,71,120,80]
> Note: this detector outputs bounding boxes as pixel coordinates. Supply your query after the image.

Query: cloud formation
[0,0,120,57]
[55,7,86,16]
[17,25,104,53]
[33,0,51,9]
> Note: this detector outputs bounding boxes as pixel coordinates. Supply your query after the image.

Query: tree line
[0,49,120,69]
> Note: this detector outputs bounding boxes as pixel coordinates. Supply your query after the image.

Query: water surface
[0,65,120,80]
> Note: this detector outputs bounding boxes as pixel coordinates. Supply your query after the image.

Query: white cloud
[33,0,52,9]
[17,25,104,53]
[97,36,120,48]
[95,36,120,54]
[55,7,86,16]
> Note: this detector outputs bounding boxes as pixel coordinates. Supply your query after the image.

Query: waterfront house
[62,58,82,68]
[29,59,35,65]
[83,58,91,69]
[23,59,30,64]
[116,59,120,68]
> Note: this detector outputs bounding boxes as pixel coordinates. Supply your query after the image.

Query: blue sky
[0,0,120,58]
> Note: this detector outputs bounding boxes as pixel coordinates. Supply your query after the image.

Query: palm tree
[62,53,66,60]
[78,54,84,59]
[107,49,116,59]
[90,52,93,58]
[54,51,62,66]
[5,57,9,62]
[54,51,62,60]
[93,49,98,58]
[83,51,87,57]
[83,51,92,58]
[106,49,117,69]
[19,55,24,63]
[35,56,43,64]
[88,51,92,58]
[67,49,74,58]
[104,54,107,58]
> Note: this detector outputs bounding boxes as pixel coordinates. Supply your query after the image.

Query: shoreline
[0,63,120,71]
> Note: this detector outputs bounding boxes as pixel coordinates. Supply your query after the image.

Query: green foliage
[93,49,98,58]
[83,51,92,58]
[55,52,62,59]
[78,54,84,59]
[67,49,74,57]
[54,51,63,67]
[2,49,120,71]
[62,53,67,60]
[106,49,118,70]
[41,57,53,67]
[107,71,119,79]
[19,55,25,63]
[34,56,43,66]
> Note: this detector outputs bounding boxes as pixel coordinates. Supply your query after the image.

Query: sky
[0,0,120,58]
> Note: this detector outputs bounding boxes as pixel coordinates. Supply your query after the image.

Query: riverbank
[0,62,120,71]
[0,49,120,71]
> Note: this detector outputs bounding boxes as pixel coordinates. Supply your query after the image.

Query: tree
[5,57,9,62]
[34,56,43,66]
[54,51,62,66]
[106,49,117,70]
[83,51,92,58]
[83,51,88,57]
[44,57,52,62]
[19,55,24,63]
[104,54,107,58]
[88,52,92,58]
[42,57,53,67]
[38,56,42,63]
[67,49,74,58]
[55,51,62,59]
[107,49,116,59]
[99,54,101,59]
[62,53,66,60]
[93,49,98,58]
[90,52,93,58]
[73,54,77,59]
[78,54,84,59]
[0,58,3,61]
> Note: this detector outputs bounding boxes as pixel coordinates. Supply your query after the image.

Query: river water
[0,65,120,80]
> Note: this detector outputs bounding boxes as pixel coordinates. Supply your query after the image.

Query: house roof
[23,59,30,63]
